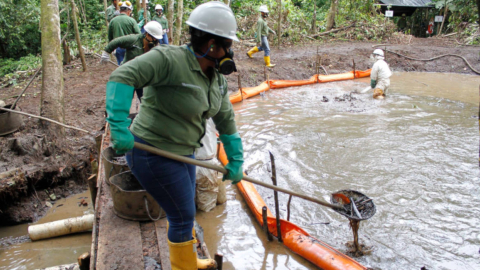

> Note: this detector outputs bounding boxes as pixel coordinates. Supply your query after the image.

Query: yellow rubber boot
[192,226,217,269]
[246,46,259,58]
[264,56,276,67]
[168,239,198,270]
[167,222,217,269]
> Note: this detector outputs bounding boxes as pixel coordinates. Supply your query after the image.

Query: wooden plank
[90,131,105,270]
[95,182,144,269]
[155,219,171,270]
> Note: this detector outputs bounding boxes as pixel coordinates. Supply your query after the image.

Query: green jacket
[256,16,274,43]
[106,4,117,22]
[109,45,237,155]
[108,14,141,42]
[152,14,168,30]
[105,34,144,63]
[137,9,152,29]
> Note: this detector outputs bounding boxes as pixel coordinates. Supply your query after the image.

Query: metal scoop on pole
[134,142,376,219]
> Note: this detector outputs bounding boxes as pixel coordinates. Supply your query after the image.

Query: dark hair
[189,26,226,52]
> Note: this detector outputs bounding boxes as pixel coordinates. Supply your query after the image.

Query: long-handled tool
[360,86,371,93]
[134,142,345,211]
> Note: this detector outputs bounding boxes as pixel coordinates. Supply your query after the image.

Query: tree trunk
[477,0,480,25]
[142,0,148,24]
[277,0,281,48]
[311,2,317,35]
[40,0,65,143]
[167,0,174,42]
[174,0,183,45]
[103,0,108,27]
[437,2,448,36]
[326,0,338,31]
[71,0,87,71]
[62,40,71,65]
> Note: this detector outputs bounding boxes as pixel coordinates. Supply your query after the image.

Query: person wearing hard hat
[104,2,242,269]
[246,4,276,67]
[102,21,163,102]
[397,13,407,32]
[138,0,152,34]
[153,4,169,45]
[370,49,392,99]
[105,0,120,22]
[108,1,140,65]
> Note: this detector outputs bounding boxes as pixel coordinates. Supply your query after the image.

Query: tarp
[378,0,433,7]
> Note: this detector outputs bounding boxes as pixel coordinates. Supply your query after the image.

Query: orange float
[230,70,371,104]
[221,70,372,269]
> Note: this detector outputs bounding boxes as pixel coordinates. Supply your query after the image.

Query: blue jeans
[126,135,196,243]
[159,33,169,45]
[115,47,126,65]
[134,88,143,102]
[257,36,270,56]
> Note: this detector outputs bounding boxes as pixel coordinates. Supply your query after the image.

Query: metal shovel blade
[330,190,376,221]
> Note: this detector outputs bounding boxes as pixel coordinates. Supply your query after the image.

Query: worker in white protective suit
[370,49,392,99]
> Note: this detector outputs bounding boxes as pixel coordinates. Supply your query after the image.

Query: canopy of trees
[0,0,478,61]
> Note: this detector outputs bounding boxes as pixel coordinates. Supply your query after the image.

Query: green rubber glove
[106,81,135,154]
[219,133,244,184]
[370,79,377,89]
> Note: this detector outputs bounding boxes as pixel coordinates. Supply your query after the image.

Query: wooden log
[77,252,90,270]
[310,24,355,38]
[36,263,80,270]
[87,173,97,208]
[28,214,94,241]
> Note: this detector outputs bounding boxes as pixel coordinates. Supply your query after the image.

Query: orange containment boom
[221,70,371,270]
[230,70,371,104]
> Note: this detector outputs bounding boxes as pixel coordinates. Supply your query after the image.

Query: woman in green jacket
[105,2,243,269]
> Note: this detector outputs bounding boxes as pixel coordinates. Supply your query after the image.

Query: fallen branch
[443,32,457,37]
[12,67,42,109]
[311,24,355,38]
[0,107,92,135]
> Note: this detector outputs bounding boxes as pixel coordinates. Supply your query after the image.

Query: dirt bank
[0,37,478,225]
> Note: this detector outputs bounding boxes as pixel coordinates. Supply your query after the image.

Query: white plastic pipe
[28,214,94,241]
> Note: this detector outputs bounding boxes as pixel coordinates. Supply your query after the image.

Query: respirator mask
[189,42,237,75]
[146,34,159,49]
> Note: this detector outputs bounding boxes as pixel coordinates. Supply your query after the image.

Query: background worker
[153,4,169,45]
[108,1,140,65]
[397,13,407,32]
[102,21,163,102]
[104,2,243,269]
[105,0,119,22]
[246,4,276,67]
[370,49,392,98]
[137,0,151,34]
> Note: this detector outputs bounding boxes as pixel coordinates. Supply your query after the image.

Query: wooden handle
[133,142,343,211]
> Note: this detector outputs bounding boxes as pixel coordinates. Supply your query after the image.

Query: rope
[372,44,480,75]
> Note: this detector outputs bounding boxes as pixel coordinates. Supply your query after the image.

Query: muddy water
[0,191,93,269]
[197,72,479,270]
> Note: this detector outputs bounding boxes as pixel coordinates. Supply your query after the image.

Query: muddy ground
[0,37,478,225]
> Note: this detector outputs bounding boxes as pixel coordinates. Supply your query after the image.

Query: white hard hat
[259,5,269,13]
[155,4,163,10]
[186,1,239,42]
[118,1,133,10]
[144,21,163,40]
[139,0,148,3]
[373,49,384,57]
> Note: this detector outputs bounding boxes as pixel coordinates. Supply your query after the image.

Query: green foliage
[0,54,41,86]
[0,0,41,59]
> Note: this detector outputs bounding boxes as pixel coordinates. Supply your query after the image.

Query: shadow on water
[199,72,479,270]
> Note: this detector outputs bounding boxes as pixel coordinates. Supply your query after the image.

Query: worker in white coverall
[370,49,392,97]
